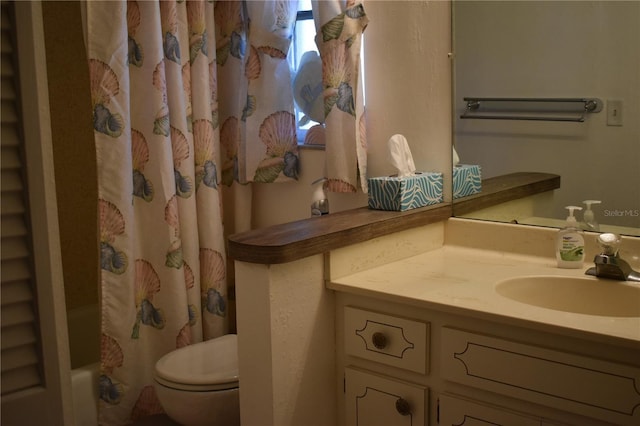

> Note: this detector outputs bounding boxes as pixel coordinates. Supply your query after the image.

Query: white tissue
[452,146,460,167]
[388,134,416,178]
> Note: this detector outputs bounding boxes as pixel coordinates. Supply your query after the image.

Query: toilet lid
[155,334,238,387]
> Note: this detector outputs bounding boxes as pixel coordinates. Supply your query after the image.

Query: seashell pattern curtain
[87,0,366,423]
[216,0,368,190]
[216,0,300,184]
[313,0,369,193]
[87,1,231,424]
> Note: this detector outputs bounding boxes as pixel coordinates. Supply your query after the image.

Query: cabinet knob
[371,332,387,350]
[395,398,412,416]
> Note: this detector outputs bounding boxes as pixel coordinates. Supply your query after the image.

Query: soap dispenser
[582,200,601,231]
[311,178,329,216]
[555,206,585,269]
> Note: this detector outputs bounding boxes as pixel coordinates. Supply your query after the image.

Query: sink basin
[495,275,640,317]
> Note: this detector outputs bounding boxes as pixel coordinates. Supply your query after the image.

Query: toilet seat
[154,375,237,392]
[155,334,238,392]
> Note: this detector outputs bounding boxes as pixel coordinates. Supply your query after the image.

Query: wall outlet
[606,99,623,126]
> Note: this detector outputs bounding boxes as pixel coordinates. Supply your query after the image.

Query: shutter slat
[1,237,29,261]
[1,75,16,99]
[1,100,17,123]
[1,366,41,394]
[1,35,10,54]
[0,302,36,328]
[0,280,33,305]
[1,60,14,81]
[0,191,25,215]
[0,8,10,34]
[1,124,19,146]
[1,345,39,372]
[1,323,37,350]
[1,215,28,238]
[0,145,20,170]
[1,169,24,192]
[0,259,32,284]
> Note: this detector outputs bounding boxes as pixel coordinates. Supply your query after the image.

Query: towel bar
[460,97,603,122]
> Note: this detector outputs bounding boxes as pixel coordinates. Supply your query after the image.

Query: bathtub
[71,362,99,426]
[68,304,100,426]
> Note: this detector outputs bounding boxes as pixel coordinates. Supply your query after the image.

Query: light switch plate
[606,99,623,126]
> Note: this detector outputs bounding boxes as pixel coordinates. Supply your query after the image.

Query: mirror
[452,1,640,236]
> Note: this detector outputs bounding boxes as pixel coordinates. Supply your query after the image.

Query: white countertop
[328,244,640,348]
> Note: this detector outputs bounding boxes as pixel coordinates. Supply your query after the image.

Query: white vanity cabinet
[336,294,640,426]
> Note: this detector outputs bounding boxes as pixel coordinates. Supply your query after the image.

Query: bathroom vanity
[329,227,640,425]
[336,300,640,425]
[229,173,640,426]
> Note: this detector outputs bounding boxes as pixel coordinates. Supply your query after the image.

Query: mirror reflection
[452,1,640,236]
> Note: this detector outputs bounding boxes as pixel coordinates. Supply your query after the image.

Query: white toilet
[154,334,240,426]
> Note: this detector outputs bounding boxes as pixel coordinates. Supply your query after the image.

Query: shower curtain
[88,1,231,423]
[313,0,369,193]
[87,1,366,424]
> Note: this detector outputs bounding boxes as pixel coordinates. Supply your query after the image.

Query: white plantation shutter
[1,2,72,424]
[1,0,44,396]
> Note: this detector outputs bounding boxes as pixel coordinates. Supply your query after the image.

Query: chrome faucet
[585,233,640,282]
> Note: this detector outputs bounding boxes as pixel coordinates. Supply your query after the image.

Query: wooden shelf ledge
[228,204,452,264]
[228,172,560,265]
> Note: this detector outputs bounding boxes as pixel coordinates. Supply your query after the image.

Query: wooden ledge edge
[228,204,452,264]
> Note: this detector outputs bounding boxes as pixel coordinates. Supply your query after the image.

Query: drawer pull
[372,332,388,349]
[395,398,412,416]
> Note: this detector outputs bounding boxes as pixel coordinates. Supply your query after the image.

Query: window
[289,0,321,144]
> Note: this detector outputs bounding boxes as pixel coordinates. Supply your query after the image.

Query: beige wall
[43,2,98,311]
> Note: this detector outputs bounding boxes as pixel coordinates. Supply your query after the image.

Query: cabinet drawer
[439,394,539,426]
[345,366,427,426]
[441,327,640,426]
[344,306,429,374]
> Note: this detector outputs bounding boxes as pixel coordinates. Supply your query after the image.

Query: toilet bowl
[154,334,240,426]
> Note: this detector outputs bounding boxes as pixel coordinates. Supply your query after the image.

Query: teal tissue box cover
[453,164,482,199]
[368,172,443,211]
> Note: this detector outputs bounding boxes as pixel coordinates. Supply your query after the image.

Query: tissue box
[453,164,482,199]
[368,172,443,211]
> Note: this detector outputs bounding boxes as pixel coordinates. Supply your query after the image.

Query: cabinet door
[345,367,427,426]
[441,327,640,425]
[439,394,540,426]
